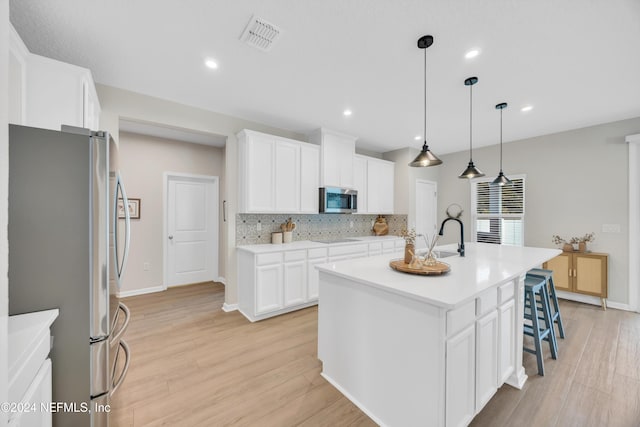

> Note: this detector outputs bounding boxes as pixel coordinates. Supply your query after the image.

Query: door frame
[163,172,219,290]
[414,179,438,243]
[628,134,640,313]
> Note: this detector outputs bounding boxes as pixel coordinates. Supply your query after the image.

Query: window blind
[473,177,525,246]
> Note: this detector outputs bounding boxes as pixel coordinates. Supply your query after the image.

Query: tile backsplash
[236,214,408,245]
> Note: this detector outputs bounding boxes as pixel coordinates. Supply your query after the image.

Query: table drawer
[308,248,328,259]
[498,281,515,304]
[476,288,497,316]
[256,252,283,266]
[284,250,306,262]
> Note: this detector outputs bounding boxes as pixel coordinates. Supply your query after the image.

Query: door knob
[168,235,173,240]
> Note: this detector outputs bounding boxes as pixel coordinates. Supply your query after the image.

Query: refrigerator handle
[110,339,130,396]
[113,172,131,288]
[110,302,131,347]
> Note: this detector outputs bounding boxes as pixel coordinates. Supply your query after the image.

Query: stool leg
[548,276,565,339]
[528,288,545,376]
[541,285,558,359]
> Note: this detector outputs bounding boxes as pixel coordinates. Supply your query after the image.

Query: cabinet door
[476,310,499,412]
[246,135,275,212]
[446,324,476,427]
[543,253,571,291]
[322,133,354,187]
[275,141,301,212]
[353,156,368,214]
[255,264,283,314]
[300,144,320,213]
[284,260,306,307]
[575,254,608,297]
[498,299,516,384]
[367,159,394,214]
[307,257,326,301]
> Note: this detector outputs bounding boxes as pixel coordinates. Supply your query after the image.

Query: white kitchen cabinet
[498,299,516,383]
[307,248,328,300]
[23,53,101,131]
[309,128,356,188]
[8,359,52,427]
[275,141,301,212]
[353,155,368,213]
[367,157,395,214]
[238,129,320,214]
[446,324,476,427]
[300,144,320,213]
[9,25,28,125]
[283,251,307,306]
[475,310,499,412]
[256,263,283,315]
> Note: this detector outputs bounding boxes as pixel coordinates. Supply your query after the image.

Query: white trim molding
[556,290,632,312]
[222,303,238,312]
[117,285,164,298]
[216,276,226,285]
[627,133,640,313]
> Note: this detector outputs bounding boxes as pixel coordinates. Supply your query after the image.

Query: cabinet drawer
[368,242,383,253]
[498,282,514,304]
[328,244,368,257]
[447,300,476,337]
[308,247,328,259]
[284,250,306,262]
[382,241,395,251]
[256,252,283,266]
[476,288,497,316]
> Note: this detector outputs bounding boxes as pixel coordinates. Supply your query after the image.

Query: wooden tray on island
[389,259,450,276]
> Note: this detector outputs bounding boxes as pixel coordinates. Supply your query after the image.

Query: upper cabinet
[9,25,101,131]
[353,154,395,214]
[309,128,356,188]
[237,130,319,214]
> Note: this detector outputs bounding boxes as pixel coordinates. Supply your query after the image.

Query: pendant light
[409,35,442,167]
[458,77,484,178]
[491,102,512,186]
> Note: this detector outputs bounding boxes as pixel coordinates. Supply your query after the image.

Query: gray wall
[434,116,640,305]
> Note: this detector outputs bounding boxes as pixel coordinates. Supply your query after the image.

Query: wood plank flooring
[111,283,640,427]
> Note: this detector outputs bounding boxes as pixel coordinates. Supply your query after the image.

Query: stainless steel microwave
[319,187,358,213]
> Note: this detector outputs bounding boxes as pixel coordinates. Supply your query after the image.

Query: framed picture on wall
[118,198,141,219]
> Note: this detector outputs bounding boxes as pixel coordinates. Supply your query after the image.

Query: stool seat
[523,275,558,376]
[527,268,565,339]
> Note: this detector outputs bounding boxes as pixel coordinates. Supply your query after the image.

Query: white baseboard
[217,276,226,285]
[320,373,388,427]
[556,290,634,312]
[117,285,164,298]
[222,303,238,312]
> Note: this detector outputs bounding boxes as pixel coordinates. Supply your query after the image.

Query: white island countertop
[316,242,561,309]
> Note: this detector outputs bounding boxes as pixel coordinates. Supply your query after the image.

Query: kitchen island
[316,243,560,427]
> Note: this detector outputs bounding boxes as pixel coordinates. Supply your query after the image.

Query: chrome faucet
[438,218,465,257]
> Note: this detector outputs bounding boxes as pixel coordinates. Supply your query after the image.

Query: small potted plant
[552,235,574,252]
[572,232,595,253]
[400,228,417,264]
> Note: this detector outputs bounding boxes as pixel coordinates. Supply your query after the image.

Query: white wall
[435,116,640,306]
[96,84,304,306]
[117,131,225,295]
[1,0,9,422]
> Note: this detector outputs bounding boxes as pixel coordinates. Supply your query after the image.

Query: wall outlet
[349,220,354,229]
[143,262,150,271]
[256,222,262,231]
[602,223,621,233]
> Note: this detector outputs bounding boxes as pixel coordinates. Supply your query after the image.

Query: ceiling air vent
[240,15,282,52]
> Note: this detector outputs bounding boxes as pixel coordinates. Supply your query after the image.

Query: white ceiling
[9,0,640,154]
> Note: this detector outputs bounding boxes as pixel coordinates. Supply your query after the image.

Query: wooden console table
[543,251,608,309]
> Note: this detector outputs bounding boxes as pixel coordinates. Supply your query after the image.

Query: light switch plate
[602,223,621,233]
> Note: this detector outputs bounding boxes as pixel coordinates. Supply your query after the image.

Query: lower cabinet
[283,253,307,306]
[445,281,516,426]
[543,251,608,307]
[256,263,283,315]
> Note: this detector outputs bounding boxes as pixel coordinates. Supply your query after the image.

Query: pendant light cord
[423,48,427,145]
[499,107,503,172]
[469,84,473,160]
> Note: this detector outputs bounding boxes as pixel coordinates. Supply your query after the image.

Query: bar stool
[523,275,558,376]
[527,268,566,339]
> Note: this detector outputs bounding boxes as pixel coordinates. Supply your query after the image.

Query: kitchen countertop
[237,235,403,254]
[315,242,561,309]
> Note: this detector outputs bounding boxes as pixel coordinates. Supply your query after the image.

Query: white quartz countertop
[9,309,59,375]
[316,243,561,309]
[237,235,402,254]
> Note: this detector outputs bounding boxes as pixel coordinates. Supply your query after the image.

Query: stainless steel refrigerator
[8,124,132,427]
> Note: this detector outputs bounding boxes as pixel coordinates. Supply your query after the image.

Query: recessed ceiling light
[521,105,533,112]
[414,135,422,140]
[465,49,480,59]
[205,59,218,69]
[343,109,352,116]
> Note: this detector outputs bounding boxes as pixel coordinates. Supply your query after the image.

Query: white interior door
[415,179,437,248]
[166,174,218,287]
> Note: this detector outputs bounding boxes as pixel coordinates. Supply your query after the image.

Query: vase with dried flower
[572,232,595,253]
[400,228,417,264]
[552,235,574,252]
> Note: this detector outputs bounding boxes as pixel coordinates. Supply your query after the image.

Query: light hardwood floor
[111,282,640,427]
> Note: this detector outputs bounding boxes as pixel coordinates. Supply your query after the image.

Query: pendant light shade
[459,77,484,179]
[491,102,512,186]
[409,35,442,167]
